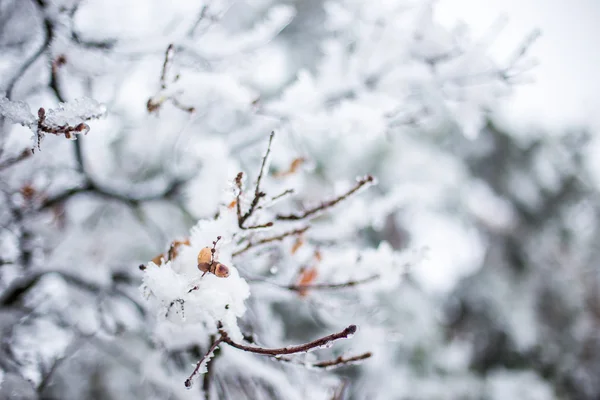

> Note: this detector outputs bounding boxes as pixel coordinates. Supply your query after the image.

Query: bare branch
[286,275,380,292]
[279,351,372,370]
[232,226,309,257]
[276,175,374,221]
[237,132,275,229]
[219,324,357,357]
[185,336,224,389]
[147,44,195,114]
[161,44,175,89]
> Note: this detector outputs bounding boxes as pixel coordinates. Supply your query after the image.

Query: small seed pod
[197,247,212,264]
[197,261,230,278]
[212,262,230,278]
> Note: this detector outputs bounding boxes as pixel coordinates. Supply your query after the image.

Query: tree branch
[232,226,309,257]
[185,336,224,389]
[236,132,275,229]
[219,324,356,356]
[279,351,372,370]
[276,175,374,221]
[286,275,380,293]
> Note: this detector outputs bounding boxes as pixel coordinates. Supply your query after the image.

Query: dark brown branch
[185,336,224,389]
[235,171,244,223]
[286,275,380,292]
[276,175,374,221]
[232,226,309,257]
[161,44,175,89]
[219,324,357,357]
[269,188,294,203]
[311,352,372,369]
[202,334,219,400]
[236,132,274,229]
[279,351,372,370]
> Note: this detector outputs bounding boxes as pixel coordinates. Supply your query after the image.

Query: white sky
[436,0,600,133]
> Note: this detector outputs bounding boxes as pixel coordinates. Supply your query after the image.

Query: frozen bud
[213,263,230,278]
[197,247,212,264]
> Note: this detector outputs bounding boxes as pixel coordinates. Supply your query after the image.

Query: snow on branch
[0,97,106,151]
[185,323,365,389]
[140,132,378,393]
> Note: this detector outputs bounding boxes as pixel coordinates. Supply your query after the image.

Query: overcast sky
[437,0,600,133]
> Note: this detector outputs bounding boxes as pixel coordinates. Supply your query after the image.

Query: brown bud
[197,247,212,264]
[213,263,230,278]
[198,262,211,274]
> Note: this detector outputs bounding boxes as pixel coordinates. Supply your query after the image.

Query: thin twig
[161,44,175,89]
[185,336,224,389]
[278,351,372,370]
[269,189,295,203]
[276,175,374,221]
[237,132,275,229]
[219,324,357,356]
[232,226,309,257]
[286,275,380,292]
[202,334,219,400]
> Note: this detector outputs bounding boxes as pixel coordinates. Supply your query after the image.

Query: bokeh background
[1,0,599,399]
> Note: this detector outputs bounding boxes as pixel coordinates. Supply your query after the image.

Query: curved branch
[219,324,356,356]
[5,0,52,99]
[276,175,374,221]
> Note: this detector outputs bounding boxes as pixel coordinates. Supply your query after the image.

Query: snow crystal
[45,97,106,127]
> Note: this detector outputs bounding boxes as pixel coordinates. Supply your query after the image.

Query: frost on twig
[0,97,106,151]
[275,175,375,221]
[147,44,196,114]
[185,323,365,389]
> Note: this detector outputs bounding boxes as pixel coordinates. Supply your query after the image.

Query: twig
[147,44,195,114]
[269,189,294,203]
[278,351,372,370]
[236,132,275,229]
[232,226,309,257]
[161,44,175,89]
[276,175,374,221]
[219,324,357,357]
[202,334,219,400]
[286,275,380,293]
[185,336,224,389]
